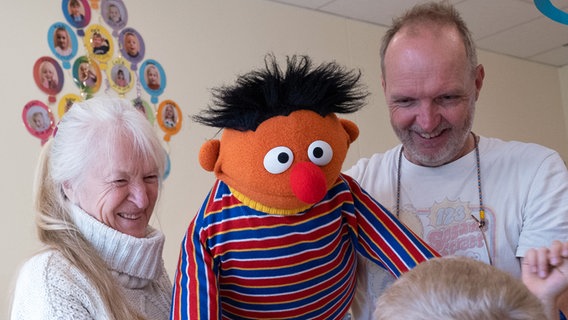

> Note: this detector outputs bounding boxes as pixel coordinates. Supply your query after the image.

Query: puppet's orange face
[204,110,358,211]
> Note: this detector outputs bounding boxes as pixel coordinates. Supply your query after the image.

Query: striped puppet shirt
[171,174,439,319]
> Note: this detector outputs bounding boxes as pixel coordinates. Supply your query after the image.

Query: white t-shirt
[346,136,568,320]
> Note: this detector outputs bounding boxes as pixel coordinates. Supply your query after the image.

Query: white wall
[1,1,567,318]
[475,50,567,158]
[560,65,568,144]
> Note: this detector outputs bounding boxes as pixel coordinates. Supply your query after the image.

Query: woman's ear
[62,181,74,202]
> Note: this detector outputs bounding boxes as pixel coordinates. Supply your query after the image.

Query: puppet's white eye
[308,140,333,166]
[264,146,294,174]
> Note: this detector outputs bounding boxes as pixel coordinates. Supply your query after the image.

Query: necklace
[395,132,492,264]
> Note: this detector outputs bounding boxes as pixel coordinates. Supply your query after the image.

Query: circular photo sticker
[33,56,64,100]
[22,100,55,145]
[119,27,145,70]
[89,0,100,9]
[48,22,78,69]
[72,56,102,97]
[101,0,128,37]
[58,93,83,118]
[131,97,155,124]
[139,59,166,104]
[107,57,134,95]
[84,24,114,69]
[62,0,91,35]
[157,99,182,141]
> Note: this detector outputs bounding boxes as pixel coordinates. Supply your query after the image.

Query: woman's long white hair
[34,97,167,320]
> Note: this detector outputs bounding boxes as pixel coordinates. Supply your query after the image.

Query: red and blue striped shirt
[171,174,439,319]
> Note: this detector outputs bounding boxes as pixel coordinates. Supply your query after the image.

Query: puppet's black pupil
[278,153,289,164]
[313,147,323,159]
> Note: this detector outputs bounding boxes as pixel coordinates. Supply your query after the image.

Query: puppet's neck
[229,187,312,215]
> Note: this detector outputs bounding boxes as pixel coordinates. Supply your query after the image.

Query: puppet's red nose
[289,161,327,205]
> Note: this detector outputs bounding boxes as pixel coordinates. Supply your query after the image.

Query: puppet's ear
[340,118,359,144]
[199,139,221,172]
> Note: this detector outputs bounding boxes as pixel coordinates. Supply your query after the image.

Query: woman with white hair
[11,98,171,319]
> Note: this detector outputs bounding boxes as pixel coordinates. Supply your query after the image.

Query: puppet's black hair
[193,54,369,131]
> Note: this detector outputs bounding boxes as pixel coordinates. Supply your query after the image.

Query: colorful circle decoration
[84,24,114,70]
[22,100,56,145]
[33,56,64,103]
[534,0,568,25]
[89,0,100,10]
[62,0,91,36]
[26,0,179,157]
[48,22,78,69]
[163,152,171,181]
[107,57,134,96]
[140,59,166,104]
[58,93,83,118]
[157,99,182,142]
[119,27,145,70]
[131,97,155,124]
[72,55,102,98]
[101,0,128,37]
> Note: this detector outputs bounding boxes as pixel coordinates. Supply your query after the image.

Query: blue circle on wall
[139,59,166,104]
[534,0,568,25]
[48,22,78,69]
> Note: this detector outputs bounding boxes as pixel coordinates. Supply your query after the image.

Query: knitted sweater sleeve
[11,251,104,320]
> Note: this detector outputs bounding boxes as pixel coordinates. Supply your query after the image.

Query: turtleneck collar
[69,204,165,288]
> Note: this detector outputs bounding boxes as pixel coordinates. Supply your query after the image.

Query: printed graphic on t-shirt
[400,198,494,264]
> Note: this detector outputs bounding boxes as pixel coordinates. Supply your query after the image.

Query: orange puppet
[171,55,438,320]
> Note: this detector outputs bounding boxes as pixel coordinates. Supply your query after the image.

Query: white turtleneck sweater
[11,205,172,319]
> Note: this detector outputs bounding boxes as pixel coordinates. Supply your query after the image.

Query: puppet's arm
[171,194,220,320]
[342,174,440,277]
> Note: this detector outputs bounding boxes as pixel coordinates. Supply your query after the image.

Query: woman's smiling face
[65,134,160,238]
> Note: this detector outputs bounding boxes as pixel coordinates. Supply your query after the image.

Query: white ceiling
[264,0,568,68]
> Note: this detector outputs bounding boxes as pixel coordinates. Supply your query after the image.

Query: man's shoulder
[344,145,400,178]
[482,136,558,159]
